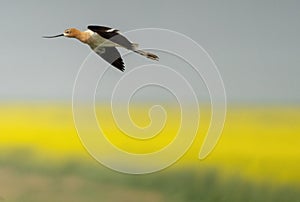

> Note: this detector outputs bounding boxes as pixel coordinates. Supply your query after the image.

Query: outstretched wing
[94,47,125,72]
[88,25,133,50]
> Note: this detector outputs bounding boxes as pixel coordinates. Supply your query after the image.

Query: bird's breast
[86,32,120,50]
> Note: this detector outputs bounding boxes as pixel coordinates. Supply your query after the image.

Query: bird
[43,25,159,72]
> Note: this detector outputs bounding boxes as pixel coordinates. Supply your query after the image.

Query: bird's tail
[132,43,159,61]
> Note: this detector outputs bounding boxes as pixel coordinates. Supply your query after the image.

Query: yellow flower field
[0,103,299,201]
[1,104,299,183]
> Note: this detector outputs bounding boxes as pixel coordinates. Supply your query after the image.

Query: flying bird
[43,25,159,72]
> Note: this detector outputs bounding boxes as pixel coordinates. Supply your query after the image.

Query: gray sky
[0,0,299,103]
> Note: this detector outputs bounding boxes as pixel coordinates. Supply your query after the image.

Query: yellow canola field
[0,103,299,184]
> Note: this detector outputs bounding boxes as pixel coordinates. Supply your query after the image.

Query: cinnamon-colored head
[63,28,81,38]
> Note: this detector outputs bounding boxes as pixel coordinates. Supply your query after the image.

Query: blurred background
[0,0,300,201]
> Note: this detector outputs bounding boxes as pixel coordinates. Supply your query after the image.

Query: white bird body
[84,30,120,49]
[43,25,159,72]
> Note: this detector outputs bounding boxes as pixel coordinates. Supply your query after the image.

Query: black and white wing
[88,25,133,50]
[94,47,125,72]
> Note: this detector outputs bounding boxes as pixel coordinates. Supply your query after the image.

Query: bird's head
[43,28,80,39]
[63,28,80,38]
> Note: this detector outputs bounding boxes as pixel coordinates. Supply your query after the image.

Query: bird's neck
[75,31,91,44]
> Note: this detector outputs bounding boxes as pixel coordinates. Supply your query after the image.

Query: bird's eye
[65,30,70,34]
